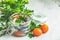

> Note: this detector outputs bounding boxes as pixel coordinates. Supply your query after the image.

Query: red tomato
[33,28,42,36]
[41,24,48,33]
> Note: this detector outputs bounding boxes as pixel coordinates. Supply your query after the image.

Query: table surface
[0,0,60,40]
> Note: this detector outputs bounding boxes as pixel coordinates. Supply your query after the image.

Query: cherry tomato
[41,24,48,33]
[33,28,42,36]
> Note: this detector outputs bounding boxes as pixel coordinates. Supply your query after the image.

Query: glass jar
[10,14,31,36]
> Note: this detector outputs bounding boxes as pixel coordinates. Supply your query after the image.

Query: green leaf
[24,0,29,4]
[6,5,11,10]
[16,17,25,23]
[15,9,21,13]
[23,8,33,16]
[28,34,34,38]
[14,22,20,27]
[0,16,6,22]
[0,27,3,31]
[5,0,10,2]
[36,24,41,28]
[30,21,36,31]
[0,2,3,7]
[5,0,16,4]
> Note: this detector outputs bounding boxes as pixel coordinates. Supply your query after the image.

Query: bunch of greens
[0,0,33,36]
[28,21,41,38]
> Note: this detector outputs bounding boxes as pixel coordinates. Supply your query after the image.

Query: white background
[0,0,60,40]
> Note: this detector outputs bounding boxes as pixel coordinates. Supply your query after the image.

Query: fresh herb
[36,24,41,28]
[30,21,36,32]
[28,33,34,38]
[0,27,3,31]
[0,0,33,36]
